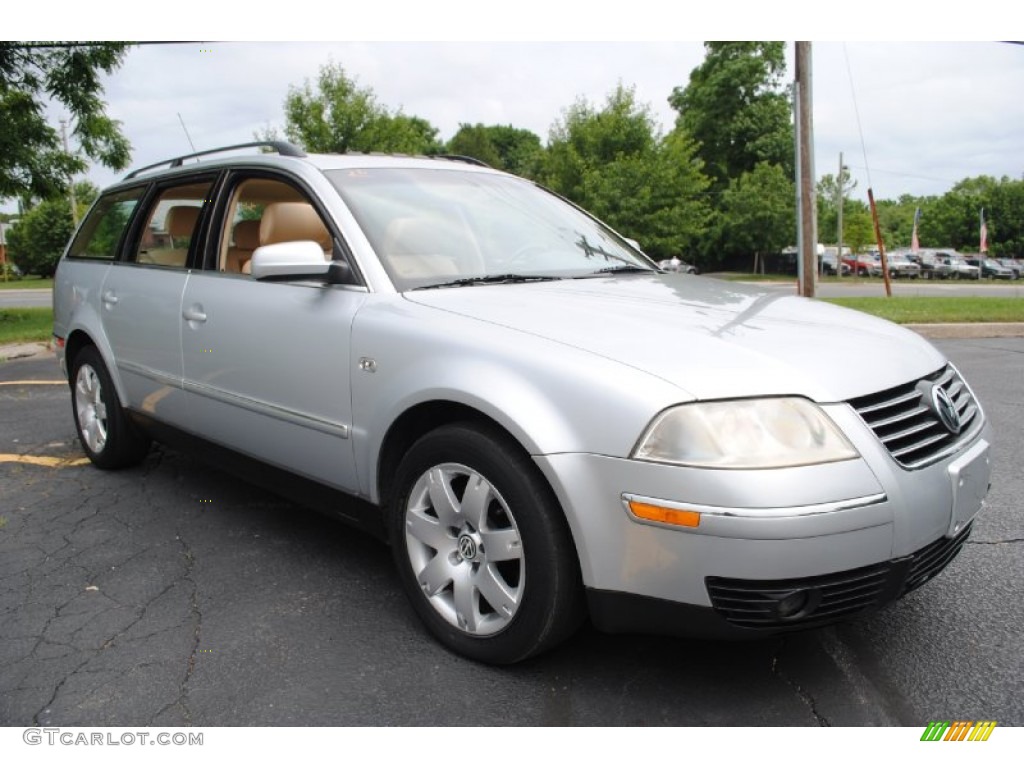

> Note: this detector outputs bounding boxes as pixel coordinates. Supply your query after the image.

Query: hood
[404,274,946,402]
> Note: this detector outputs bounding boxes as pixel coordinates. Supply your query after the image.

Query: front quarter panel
[349,294,690,502]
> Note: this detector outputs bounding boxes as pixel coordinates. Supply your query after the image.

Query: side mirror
[250,241,352,284]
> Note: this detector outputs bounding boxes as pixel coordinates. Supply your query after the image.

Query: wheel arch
[376,400,528,511]
[64,328,129,407]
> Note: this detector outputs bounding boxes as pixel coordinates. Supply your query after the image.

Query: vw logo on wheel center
[457,534,478,560]
[931,385,962,435]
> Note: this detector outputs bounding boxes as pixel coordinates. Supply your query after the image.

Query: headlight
[632,398,859,469]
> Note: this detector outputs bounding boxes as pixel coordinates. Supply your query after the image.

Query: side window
[217,177,333,275]
[133,180,215,268]
[67,188,144,260]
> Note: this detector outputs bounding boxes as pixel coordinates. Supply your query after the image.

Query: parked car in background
[939,252,981,280]
[819,253,851,276]
[965,257,1013,280]
[658,257,698,274]
[995,258,1021,279]
[908,251,953,280]
[842,253,879,277]
[52,141,994,663]
[886,253,921,279]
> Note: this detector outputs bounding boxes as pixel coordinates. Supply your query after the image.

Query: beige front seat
[382,217,482,279]
[259,202,332,252]
[226,219,260,273]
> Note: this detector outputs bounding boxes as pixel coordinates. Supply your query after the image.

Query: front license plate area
[947,439,990,537]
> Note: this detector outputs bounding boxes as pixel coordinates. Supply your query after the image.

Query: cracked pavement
[1,339,1021,726]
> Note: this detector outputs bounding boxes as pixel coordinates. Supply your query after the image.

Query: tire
[388,422,583,664]
[71,346,151,469]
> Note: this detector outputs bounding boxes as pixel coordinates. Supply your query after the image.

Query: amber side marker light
[628,500,700,528]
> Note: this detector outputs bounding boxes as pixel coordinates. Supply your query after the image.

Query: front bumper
[534,404,992,636]
[588,521,972,636]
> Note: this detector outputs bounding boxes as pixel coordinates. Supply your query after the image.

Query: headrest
[260,203,331,250]
[233,219,260,250]
[166,206,200,240]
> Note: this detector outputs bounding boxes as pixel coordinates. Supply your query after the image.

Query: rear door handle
[101,290,118,306]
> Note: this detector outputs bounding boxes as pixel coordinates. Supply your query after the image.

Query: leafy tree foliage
[717,162,795,262]
[669,42,794,194]
[0,42,132,201]
[447,123,544,178]
[283,63,441,155]
[5,197,75,276]
[544,85,710,259]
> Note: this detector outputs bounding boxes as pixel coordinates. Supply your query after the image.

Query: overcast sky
[8,5,1024,212]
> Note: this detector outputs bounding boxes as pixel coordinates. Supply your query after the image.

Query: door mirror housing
[250,241,352,284]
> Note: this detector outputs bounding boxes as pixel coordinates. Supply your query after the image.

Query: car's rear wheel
[388,422,583,664]
[71,346,151,469]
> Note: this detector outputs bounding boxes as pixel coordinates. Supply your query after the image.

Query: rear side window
[132,180,215,268]
[67,188,144,259]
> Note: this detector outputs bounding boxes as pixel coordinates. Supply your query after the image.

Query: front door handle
[183,306,207,323]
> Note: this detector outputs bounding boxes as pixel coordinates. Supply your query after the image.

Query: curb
[0,342,51,361]
[904,323,1024,339]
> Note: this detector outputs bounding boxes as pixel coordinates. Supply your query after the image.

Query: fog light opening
[769,588,821,621]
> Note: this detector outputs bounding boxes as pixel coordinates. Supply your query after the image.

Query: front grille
[705,522,973,630]
[848,364,980,467]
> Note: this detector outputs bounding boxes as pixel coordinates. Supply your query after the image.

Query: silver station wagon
[53,142,992,663]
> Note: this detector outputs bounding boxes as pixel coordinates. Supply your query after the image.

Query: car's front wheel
[71,346,151,469]
[389,423,583,664]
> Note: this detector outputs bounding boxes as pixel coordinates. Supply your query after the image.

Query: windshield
[327,168,655,290]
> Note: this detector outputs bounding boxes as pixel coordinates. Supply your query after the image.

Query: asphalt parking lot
[1,339,1022,727]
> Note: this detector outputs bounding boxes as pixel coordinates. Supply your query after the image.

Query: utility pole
[836,152,844,279]
[795,42,817,298]
[60,119,79,226]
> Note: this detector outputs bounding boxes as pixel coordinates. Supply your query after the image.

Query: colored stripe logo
[920,721,997,741]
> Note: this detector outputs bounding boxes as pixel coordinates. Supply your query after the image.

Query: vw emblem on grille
[931,385,962,435]
[457,534,478,560]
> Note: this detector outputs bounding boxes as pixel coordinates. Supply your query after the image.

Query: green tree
[1,42,132,201]
[544,84,710,260]
[816,168,858,244]
[5,196,75,277]
[446,124,503,168]
[447,123,544,178]
[669,42,794,195]
[282,62,441,155]
[717,162,795,266]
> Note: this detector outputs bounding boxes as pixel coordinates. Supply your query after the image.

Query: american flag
[911,207,921,252]
[980,208,988,254]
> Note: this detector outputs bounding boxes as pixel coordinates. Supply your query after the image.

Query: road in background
[0,290,50,309]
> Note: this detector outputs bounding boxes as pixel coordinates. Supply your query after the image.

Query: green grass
[823,297,1024,324]
[0,308,53,345]
[0,276,53,291]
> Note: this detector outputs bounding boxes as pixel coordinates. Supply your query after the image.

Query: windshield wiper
[579,265,655,277]
[413,273,563,290]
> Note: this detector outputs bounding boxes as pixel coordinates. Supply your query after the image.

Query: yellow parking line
[0,453,90,467]
[0,380,66,386]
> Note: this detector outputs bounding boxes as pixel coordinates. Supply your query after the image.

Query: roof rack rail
[429,154,492,168]
[124,141,307,179]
